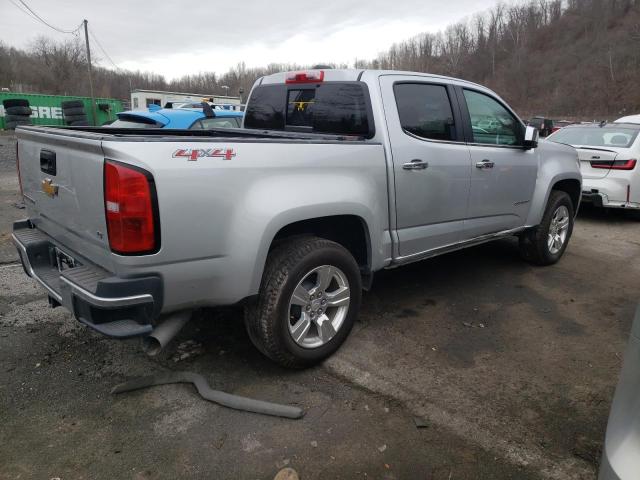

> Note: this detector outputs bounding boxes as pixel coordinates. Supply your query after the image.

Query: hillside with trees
[1,0,639,118]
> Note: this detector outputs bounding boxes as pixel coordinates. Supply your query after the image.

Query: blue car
[107,104,243,130]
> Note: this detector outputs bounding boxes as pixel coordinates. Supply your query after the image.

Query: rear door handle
[403,159,429,170]
[475,159,495,169]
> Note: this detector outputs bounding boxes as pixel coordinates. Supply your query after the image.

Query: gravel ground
[1,130,638,479]
[0,132,23,264]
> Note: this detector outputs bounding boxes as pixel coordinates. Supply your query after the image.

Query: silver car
[599,305,640,479]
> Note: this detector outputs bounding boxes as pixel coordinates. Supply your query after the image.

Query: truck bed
[14,124,390,316]
[18,125,368,143]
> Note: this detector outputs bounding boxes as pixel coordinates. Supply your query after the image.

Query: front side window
[394,83,457,141]
[463,90,521,146]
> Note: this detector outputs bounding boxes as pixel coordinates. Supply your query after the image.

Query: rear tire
[5,106,32,116]
[2,99,29,108]
[64,114,88,124]
[519,190,574,265]
[5,114,31,123]
[4,120,31,130]
[245,236,362,368]
[61,100,84,109]
[62,106,85,116]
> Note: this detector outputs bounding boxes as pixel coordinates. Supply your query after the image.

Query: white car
[547,123,640,212]
[615,114,640,124]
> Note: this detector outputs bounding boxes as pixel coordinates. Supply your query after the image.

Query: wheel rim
[547,205,570,255]
[287,265,350,349]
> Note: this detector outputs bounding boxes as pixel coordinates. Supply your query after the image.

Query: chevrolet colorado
[12,69,581,367]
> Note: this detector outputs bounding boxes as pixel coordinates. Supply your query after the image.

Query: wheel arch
[551,178,581,214]
[251,213,373,295]
[525,173,582,226]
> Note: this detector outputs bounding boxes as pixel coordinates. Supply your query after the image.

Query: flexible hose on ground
[111,371,304,419]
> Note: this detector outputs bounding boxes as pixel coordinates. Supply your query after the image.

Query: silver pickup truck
[12,69,581,368]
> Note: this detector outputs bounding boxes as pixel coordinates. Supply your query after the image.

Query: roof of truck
[257,68,486,90]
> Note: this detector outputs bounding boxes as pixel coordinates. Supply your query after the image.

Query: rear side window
[394,83,457,141]
[244,85,284,130]
[244,82,372,136]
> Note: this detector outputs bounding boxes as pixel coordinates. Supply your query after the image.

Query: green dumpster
[0,92,124,129]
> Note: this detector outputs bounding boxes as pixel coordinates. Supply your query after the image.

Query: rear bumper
[582,176,639,209]
[581,191,640,210]
[12,220,163,338]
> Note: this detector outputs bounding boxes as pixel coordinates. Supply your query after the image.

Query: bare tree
[2,0,640,119]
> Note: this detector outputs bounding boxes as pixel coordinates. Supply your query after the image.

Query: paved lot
[1,131,639,479]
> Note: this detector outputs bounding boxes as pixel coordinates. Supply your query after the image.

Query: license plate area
[50,246,80,272]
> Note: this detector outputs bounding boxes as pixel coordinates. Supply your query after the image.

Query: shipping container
[130,89,241,110]
[0,92,123,129]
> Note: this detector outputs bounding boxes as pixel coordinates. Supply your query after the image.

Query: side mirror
[523,125,539,149]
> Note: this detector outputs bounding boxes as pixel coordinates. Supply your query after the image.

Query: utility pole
[83,19,98,125]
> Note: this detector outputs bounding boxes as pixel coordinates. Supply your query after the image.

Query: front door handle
[475,159,495,169]
[403,159,429,170]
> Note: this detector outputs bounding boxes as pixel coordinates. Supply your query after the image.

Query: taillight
[590,159,637,170]
[16,142,23,195]
[285,70,324,84]
[104,160,159,255]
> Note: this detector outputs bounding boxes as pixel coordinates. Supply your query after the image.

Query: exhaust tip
[142,336,162,356]
[141,311,192,356]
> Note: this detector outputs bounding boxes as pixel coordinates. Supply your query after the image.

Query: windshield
[548,126,640,148]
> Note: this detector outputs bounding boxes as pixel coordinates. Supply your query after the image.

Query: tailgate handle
[40,150,57,176]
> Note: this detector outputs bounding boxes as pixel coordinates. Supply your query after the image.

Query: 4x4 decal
[172,148,236,161]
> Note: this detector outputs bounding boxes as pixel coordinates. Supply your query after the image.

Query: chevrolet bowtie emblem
[41,178,59,198]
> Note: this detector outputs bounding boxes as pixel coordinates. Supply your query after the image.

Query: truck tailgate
[17,128,110,265]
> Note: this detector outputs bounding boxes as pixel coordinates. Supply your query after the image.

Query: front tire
[519,190,574,265]
[245,237,362,368]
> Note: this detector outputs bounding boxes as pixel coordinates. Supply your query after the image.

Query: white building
[130,89,242,110]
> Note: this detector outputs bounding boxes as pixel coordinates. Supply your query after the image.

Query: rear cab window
[244,82,374,137]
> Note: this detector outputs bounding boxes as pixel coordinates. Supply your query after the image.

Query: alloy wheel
[287,265,351,349]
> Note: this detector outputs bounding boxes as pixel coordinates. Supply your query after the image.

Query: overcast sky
[2,0,498,79]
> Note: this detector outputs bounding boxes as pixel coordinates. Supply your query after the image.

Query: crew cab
[12,69,581,368]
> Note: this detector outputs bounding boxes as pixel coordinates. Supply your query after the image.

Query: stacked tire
[61,100,89,126]
[2,99,32,130]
